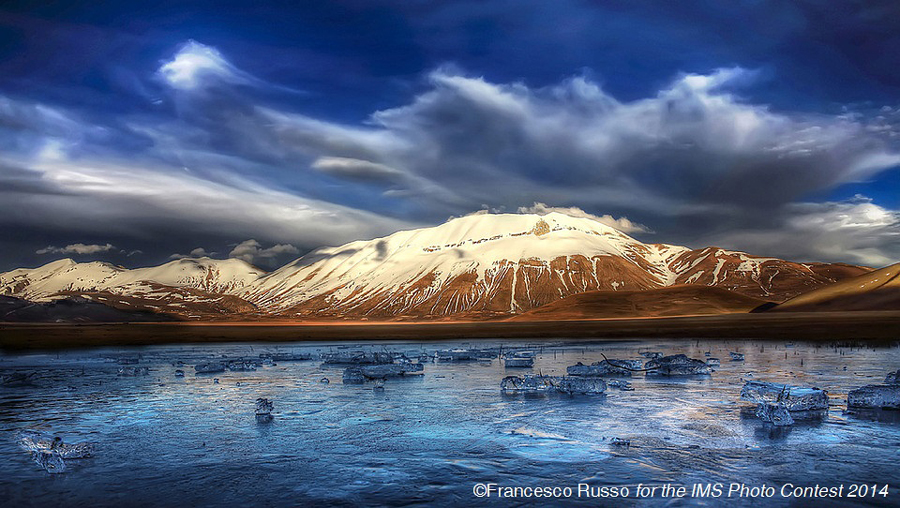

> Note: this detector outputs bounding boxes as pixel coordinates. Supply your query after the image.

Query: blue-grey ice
[848,385,900,409]
[740,381,829,411]
[567,359,642,376]
[644,354,711,376]
[755,403,795,426]
[500,375,607,394]
[255,398,274,423]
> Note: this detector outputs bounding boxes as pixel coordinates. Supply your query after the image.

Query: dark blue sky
[0,0,898,269]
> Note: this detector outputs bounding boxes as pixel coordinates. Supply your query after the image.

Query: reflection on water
[1,339,899,507]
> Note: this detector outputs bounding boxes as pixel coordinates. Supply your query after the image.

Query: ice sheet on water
[4,339,900,502]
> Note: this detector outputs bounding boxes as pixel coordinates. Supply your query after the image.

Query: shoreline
[2,311,899,350]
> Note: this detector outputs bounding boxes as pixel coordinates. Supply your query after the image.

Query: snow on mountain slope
[0,212,871,320]
[240,212,864,318]
[0,257,264,303]
[665,247,870,300]
[241,212,673,317]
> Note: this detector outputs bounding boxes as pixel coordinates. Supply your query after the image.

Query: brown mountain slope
[510,285,768,321]
[665,248,871,301]
[772,263,900,312]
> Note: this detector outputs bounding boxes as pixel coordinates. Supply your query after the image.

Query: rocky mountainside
[0,212,871,320]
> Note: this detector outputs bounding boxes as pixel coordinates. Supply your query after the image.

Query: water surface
[1,338,899,506]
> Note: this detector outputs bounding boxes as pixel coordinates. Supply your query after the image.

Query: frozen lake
[2,338,899,507]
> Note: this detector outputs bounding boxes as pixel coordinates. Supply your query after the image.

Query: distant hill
[772,263,900,312]
[511,285,768,320]
[0,295,174,323]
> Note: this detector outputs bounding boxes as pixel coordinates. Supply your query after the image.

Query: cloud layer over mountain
[1,20,898,268]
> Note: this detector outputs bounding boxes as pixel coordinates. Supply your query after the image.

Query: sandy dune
[773,263,900,312]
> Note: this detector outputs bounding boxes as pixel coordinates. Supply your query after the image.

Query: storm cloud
[1,3,899,270]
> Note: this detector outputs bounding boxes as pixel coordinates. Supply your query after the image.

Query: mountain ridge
[0,212,874,320]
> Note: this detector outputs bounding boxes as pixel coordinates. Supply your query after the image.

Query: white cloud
[256,66,900,217]
[169,247,214,260]
[707,195,900,266]
[5,43,900,267]
[229,239,299,264]
[158,40,248,90]
[36,243,116,255]
[16,155,411,248]
[517,202,650,233]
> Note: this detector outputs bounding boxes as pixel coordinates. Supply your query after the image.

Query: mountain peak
[0,218,871,320]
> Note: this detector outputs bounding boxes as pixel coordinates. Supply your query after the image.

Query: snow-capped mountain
[0,257,264,318]
[240,212,866,318]
[0,212,870,319]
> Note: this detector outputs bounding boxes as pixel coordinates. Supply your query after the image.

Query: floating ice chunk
[607,379,634,391]
[174,370,185,377]
[730,352,745,361]
[18,430,97,473]
[555,376,607,394]
[55,441,97,459]
[194,362,225,374]
[740,381,828,411]
[255,398,274,423]
[706,358,721,367]
[610,438,631,446]
[342,368,366,384]
[262,352,313,362]
[32,451,66,473]
[117,366,149,376]
[884,371,900,385]
[500,375,606,394]
[226,360,257,372]
[501,375,554,392]
[359,363,424,379]
[18,430,59,453]
[321,352,396,365]
[639,352,663,359]
[756,403,794,426]
[320,377,330,384]
[506,350,535,358]
[644,355,711,376]
[504,357,534,368]
[435,349,498,362]
[567,359,642,377]
[373,379,385,392]
[847,385,900,409]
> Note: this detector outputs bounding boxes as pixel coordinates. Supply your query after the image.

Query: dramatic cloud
[36,243,116,255]
[256,67,900,216]
[517,203,649,233]
[158,40,250,91]
[229,240,300,265]
[706,196,900,267]
[2,38,900,269]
